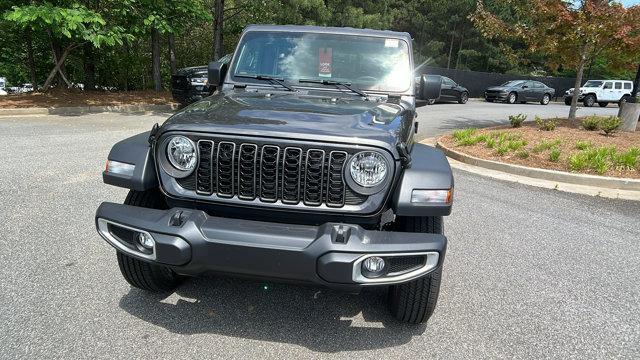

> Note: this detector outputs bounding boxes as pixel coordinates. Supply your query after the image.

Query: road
[1,107,638,359]
[415,99,620,139]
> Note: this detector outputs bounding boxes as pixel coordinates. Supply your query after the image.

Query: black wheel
[426,99,436,105]
[540,93,551,105]
[598,102,608,108]
[458,92,469,104]
[387,216,444,324]
[619,95,630,107]
[583,94,596,107]
[564,97,571,105]
[116,189,183,292]
[507,92,517,104]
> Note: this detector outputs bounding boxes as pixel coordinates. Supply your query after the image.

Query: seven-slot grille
[191,140,352,207]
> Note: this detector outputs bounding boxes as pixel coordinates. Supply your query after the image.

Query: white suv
[563,80,634,107]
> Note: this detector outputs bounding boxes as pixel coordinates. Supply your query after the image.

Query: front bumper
[95,202,447,291]
[485,92,508,101]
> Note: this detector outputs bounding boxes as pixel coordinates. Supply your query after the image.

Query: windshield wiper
[298,78,368,98]
[235,74,296,92]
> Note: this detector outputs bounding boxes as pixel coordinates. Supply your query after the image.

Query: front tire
[583,94,596,107]
[619,95,630,107]
[540,94,551,105]
[117,189,183,292]
[387,216,444,324]
[564,97,572,105]
[458,92,469,104]
[507,92,517,104]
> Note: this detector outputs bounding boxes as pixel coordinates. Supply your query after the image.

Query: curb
[0,104,179,116]
[435,138,640,192]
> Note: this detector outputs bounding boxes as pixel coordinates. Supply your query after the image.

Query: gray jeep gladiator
[96,25,453,324]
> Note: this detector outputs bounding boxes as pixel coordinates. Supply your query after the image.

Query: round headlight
[166,135,197,172]
[349,151,388,188]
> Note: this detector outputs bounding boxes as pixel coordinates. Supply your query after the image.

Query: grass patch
[575,140,592,150]
[516,150,529,159]
[600,116,621,136]
[509,114,526,128]
[535,116,557,131]
[582,116,602,131]
[568,146,618,175]
[507,139,527,151]
[532,139,562,153]
[549,148,561,162]
[453,128,476,142]
[611,148,640,170]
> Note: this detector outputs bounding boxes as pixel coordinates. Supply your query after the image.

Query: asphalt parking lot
[415,99,619,139]
[1,104,638,359]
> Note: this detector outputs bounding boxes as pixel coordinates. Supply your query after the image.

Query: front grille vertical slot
[326,151,347,207]
[196,140,214,195]
[259,145,280,202]
[237,143,258,200]
[281,147,302,204]
[216,141,236,197]
[304,149,325,206]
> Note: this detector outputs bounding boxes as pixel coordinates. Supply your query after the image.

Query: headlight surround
[159,135,197,178]
[347,151,390,194]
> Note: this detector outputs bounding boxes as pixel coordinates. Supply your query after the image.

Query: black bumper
[95,202,447,291]
[485,92,508,101]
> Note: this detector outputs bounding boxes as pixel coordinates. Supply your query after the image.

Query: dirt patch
[0,89,176,108]
[439,119,640,179]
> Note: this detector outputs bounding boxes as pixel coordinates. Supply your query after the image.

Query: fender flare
[392,143,454,217]
[102,131,158,191]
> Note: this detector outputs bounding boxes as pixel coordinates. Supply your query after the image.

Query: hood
[161,90,411,156]
[486,86,509,91]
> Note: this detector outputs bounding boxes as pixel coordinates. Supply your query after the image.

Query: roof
[243,24,411,42]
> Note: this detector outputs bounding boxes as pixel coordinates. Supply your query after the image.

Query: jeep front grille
[178,138,365,208]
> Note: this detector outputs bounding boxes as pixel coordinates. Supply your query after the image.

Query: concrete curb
[435,138,640,192]
[0,104,178,116]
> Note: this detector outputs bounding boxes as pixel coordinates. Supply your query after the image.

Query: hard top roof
[243,24,411,42]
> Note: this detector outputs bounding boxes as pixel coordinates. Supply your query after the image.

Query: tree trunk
[568,55,587,121]
[83,43,96,91]
[455,30,465,70]
[151,27,162,91]
[25,28,37,86]
[167,33,177,75]
[446,27,455,69]
[213,0,224,60]
[630,63,640,102]
[47,29,70,88]
[42,45,74,90]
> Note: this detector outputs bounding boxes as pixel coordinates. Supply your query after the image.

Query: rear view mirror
[207,61,228,87]
[420,75,442,100]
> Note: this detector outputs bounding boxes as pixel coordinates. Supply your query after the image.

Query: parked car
[97,25,452,324]
[171,54,232,107]
[0,89,6,96]
[563,79,634,107]
[416,75,468,104]
[485,80,555,105]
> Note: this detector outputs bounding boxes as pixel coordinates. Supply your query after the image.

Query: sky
[620,0,639,6]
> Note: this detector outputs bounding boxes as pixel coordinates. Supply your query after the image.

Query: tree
[4,2,130,90]
[472,0,640,121]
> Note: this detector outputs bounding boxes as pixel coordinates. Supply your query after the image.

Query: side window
[624,82,632,90]
[443,77,455,86]
[534,82,544,88]
[603,82,613,90]
[615,82,622,90]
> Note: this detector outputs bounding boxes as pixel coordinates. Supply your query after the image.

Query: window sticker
[318,48,332,78]
[384,39,399,48]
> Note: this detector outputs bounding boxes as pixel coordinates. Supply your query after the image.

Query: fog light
[362,256,386,278]
[136,232,155,253]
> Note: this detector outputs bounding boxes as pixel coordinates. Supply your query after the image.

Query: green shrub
[549,148,561,162]
[600,116,621,136]
[532,139,562,153]
[581,116,601,131]
[485,137,496,149]
[516,150,529,159]
[575,140,592,150]
[509,114,527,128]
[569,146,616,175]
[535,116,557,131]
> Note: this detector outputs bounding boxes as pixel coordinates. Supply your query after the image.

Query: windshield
[501,81,525,87]
[230,31,411,93]
[583,80,603,88]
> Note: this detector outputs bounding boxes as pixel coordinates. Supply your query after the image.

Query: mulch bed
[0,89,176,108]
[439,119,640,179]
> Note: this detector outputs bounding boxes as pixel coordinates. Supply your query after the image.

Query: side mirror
[207,61,228,87]
[522,85,528,89]
[420,75,442,100]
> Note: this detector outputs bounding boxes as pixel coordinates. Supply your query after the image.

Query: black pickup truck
[97,25,453,324]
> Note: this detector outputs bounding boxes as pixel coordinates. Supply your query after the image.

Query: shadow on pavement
[119,276,427,352]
